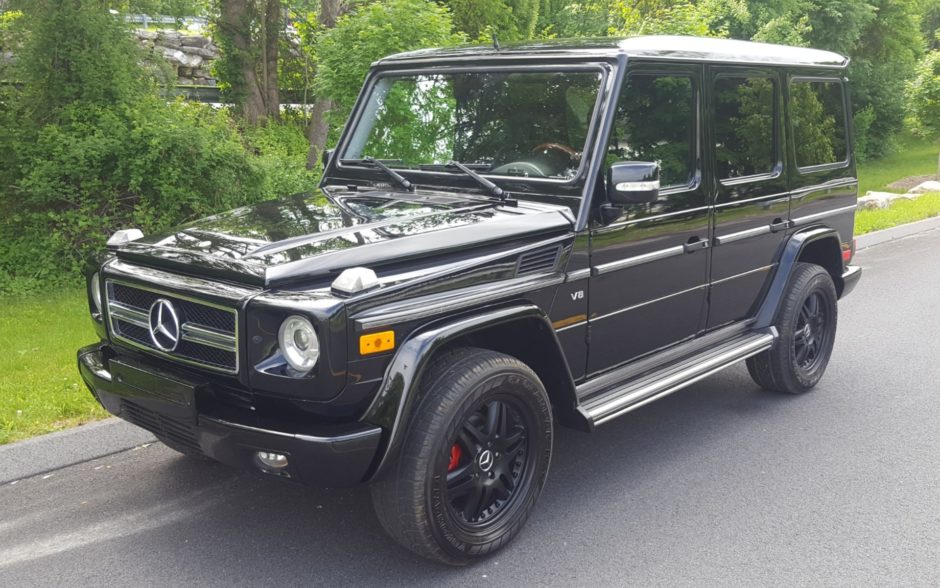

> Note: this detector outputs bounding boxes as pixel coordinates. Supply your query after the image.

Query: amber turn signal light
[360,330,395,355]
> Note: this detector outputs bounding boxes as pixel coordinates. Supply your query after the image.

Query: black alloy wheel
[371,347,553,565]
[793,291,828,372]
[443,396,530,528]
[747,262,838,394]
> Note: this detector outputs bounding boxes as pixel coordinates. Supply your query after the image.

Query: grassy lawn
[0,288,106,445]
[855,193,940,235]
[858,134,939,195]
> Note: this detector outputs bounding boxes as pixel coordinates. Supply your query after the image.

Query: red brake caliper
[447,443,462,472]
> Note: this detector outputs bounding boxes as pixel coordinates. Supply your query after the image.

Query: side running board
[579,329,777,427]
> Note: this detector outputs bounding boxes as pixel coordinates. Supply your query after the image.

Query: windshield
[342,70,603,182]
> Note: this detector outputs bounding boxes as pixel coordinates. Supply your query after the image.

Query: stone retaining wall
[135,29,219,86]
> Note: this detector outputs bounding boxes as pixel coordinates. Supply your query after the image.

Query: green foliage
[446,0,540,41]
[610,0,726,37]
[241,108,320,195]
[852,105,878,163]
[11,1,150,123]
[316,0,463,136]
[0,99,267,290]
[906,50,940,138]
[0,0,317,294]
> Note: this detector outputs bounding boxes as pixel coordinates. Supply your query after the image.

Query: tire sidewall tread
[371,347,553,565]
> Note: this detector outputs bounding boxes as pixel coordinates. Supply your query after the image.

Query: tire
[747,262,838,394]
[370,347,553,565]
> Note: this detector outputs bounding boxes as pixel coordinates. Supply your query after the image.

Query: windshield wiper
[345,157,414,192]
[446,160,511,203]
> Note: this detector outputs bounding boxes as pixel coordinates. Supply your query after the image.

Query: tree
[906,50,940,174]
[306,0,462,167]
[304,0,347,169]
[9,0,150,124]
[214,0,282,125]
[443,0,540,42]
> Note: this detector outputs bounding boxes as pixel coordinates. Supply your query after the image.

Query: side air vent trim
[516,246,562,276]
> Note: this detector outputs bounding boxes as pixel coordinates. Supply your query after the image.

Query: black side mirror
[607,161,660,204]
[322,148,335,169]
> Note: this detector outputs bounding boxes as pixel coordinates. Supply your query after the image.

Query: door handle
[683,237,709,253]
[769,218,792,233]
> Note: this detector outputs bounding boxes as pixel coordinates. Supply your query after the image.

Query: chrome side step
[579,329,777,427]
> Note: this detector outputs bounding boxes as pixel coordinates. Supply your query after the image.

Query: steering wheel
[532,142,580,161]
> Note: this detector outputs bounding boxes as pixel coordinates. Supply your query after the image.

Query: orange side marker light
[359,330,395,355]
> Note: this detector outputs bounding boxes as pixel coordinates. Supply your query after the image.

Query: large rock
[907,180,940,194]
[180,35,210,48]
[161,47,203,68]
[136,29,159,41]
[157,30,182,47]
[181,45,219,59]
[858,191,915,210]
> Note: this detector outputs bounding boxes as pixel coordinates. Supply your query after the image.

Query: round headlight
[90,272,102,313]
[278,315,320,373]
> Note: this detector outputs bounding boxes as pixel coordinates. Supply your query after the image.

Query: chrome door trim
[591,245,686,276]
[791,204,857,226]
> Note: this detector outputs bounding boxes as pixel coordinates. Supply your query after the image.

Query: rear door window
[713,76,777,180]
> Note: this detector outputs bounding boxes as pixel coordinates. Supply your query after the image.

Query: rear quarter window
[789,79,849,169]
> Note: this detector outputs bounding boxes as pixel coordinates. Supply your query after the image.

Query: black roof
[378,35,850,69]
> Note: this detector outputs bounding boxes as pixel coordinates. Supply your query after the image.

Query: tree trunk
[306,0,346,169]
[220,0,267,125]
[306,97,334,169]
[262,0,281,121]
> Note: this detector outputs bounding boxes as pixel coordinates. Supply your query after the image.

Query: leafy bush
[241,108,320,198]
[0,99,265,291]
[0,1,318,294]
[315,0,463,129]
[907,51,940,138]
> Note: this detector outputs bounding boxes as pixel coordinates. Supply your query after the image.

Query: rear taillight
[842,239,856,265]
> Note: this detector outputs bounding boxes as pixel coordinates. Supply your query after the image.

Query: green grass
[0,289,106,445]
[855,193,940,235]
[858,134,939,195]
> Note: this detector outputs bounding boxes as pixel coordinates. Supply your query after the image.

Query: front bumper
[78,344,382,487]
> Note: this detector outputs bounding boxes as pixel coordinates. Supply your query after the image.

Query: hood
[115,187,574,288]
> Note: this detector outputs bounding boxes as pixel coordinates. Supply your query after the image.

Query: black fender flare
[360,304,582,482]
[754,226,842,329]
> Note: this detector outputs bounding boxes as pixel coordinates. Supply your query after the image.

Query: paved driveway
[2,229,939,586]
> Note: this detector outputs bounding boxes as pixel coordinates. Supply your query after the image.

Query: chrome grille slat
[105,279,239,374]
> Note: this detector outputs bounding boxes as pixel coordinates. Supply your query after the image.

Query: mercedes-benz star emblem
[148,298,181,352]
[477,449,494,472]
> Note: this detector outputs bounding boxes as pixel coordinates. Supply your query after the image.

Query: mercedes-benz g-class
[78,36,861,565]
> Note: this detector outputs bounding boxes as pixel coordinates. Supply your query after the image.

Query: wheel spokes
[459,420,486,451]
[463,483,492,522]
[446,463,475,498]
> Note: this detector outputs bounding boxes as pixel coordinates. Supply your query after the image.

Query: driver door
[587,63,710,375]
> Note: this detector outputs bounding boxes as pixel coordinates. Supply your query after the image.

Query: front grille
[122,400,202,454]
[106,279,238,374]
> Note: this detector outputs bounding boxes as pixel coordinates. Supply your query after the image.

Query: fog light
[256,451,289,470]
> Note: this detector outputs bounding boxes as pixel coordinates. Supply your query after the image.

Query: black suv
[78,36,861,565]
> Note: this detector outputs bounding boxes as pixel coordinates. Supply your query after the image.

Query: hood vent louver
[516,246,561,276]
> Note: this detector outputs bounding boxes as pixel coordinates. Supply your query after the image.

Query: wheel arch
[360,304,586,482]
[755,226,845,329]
[796,236,843,294]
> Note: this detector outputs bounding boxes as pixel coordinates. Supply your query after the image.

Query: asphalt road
[2,229,940,587]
